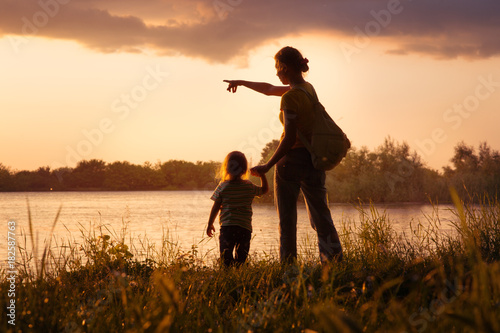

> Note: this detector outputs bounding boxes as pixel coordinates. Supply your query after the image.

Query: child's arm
[206,199,221,237]
[223,80,290,96]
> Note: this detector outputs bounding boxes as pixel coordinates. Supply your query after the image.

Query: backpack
[295,85,351,171]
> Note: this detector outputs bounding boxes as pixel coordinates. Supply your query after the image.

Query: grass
[1,193,500,332]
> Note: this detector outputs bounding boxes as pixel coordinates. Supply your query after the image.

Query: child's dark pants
[219,225,251,267]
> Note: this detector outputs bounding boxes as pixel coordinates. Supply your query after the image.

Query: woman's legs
[276,148,343,264]
[301,175,343,262]
[275,150,303,263]
[275,175,300,263]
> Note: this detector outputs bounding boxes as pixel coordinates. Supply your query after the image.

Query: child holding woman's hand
[206,151,268,267]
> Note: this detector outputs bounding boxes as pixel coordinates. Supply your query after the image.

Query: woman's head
[220,151,248,181]
[274,46,309,84]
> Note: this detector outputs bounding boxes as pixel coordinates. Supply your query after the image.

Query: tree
[159,160,219,190]
[259,140,280,164]
[445,141,500,199]
[66,159,107,189]
[0,164,13,191]
[32,167,56,190]
[450,141,479,172]
[326,137,444,202]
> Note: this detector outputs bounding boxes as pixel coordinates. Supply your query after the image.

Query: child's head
[220,151,248,181]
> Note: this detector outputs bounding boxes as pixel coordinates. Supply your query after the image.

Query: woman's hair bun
[300,57,309,72]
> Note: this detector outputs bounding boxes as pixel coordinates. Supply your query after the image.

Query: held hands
[223,80,241,93]
[250,164,270,176]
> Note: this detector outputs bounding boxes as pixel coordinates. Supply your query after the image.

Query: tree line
[0,160,219,192]
[256,138,499,203]
[1,138,499,202]
[325,139,500,202]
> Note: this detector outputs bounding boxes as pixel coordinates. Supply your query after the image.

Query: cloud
[1,0,499,62]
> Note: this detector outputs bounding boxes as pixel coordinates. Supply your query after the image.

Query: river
[0,191,459,268]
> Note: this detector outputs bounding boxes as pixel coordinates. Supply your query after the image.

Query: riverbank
[1,193,499,332]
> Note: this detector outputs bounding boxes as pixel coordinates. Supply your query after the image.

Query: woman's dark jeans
[274,147,343,264]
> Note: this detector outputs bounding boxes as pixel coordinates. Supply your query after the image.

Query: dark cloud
[1,0,499,62]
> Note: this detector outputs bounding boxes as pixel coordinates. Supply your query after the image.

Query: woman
[224,46,343,264]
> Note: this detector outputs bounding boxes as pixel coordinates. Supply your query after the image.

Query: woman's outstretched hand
[223,80,241,93]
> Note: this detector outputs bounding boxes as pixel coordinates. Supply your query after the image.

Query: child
[206,151,269,267]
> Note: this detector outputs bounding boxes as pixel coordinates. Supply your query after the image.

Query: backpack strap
[294,85,319,103]
[293,85,318,151]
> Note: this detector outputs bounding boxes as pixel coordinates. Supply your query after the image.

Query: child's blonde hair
[219,151,249,181]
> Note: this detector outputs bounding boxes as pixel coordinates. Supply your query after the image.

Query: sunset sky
[1,0,499,172]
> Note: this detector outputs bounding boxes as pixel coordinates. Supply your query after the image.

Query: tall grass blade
[39,204,62,279]
[26,198,39,278]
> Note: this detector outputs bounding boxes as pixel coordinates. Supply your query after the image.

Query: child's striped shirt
[210,179,265,232]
